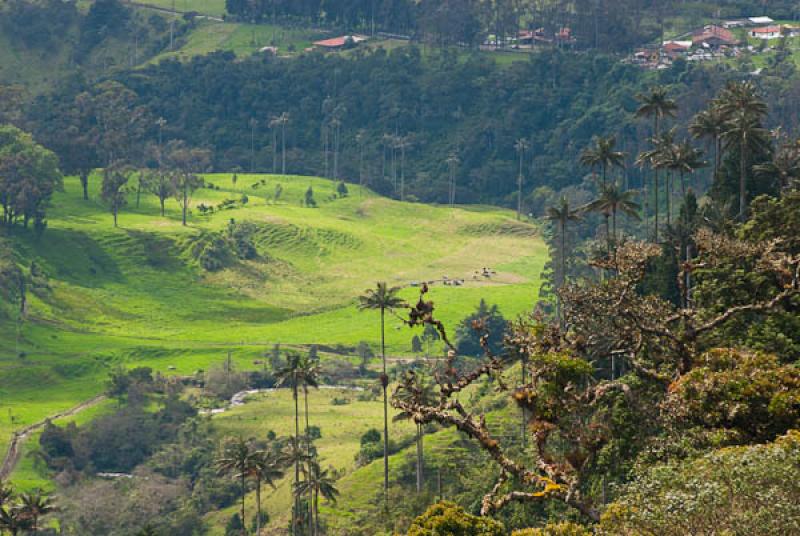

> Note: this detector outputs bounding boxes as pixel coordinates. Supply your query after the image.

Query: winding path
[0,395,106,480]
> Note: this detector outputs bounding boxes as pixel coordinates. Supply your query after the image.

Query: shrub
[512,522,591,536]
[600,431,800,536]
[407,501,505,536]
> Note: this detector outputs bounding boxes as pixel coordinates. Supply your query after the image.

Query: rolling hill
[0,172,547,492]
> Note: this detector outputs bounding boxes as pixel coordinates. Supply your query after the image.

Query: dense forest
[223,0,800,51]
[3,0,800,534]
[23,40,800,209]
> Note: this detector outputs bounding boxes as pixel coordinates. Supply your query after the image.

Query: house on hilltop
[692,25,737,47]
[313,35,368,51]
[750,26,782,39]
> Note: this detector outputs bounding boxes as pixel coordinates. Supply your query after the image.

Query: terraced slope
[0,172,547,482]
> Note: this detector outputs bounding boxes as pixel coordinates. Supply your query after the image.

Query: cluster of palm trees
[275,352,340,535]
[215,351,339,536]
[545,81,800,324]
[0,482,55,535]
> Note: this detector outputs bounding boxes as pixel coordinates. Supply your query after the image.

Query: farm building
[751,26,782,39]
[312,35,368,51]
[692,25,737,47]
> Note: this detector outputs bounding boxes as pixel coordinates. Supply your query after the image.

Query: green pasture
[0,171,546,485]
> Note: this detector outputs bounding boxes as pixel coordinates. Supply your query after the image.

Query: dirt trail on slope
[0,395,106,480]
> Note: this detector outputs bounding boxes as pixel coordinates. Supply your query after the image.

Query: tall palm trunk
[557,220,566,327]
[241,471,247,536]
[256,475,262,536]
[517,150,524,220]
[739,136,747,221]
[304,387,313,535]
[653,116,660,242]
[381,307,389,509]
[666,172,671,226]
[182,184,188,226]
[281,123,287,175]
[81,171,89,200]
[293,382,300,536]
[415,423,423,492]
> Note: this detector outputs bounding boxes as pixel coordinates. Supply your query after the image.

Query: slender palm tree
[250,449,284,536]
[716,81,769,220]
[636,87,678,138]
[637,128,676,240]
[216,437,255,536]
[0,505,29,536]
[294,460,339,536]
[584,185,641,254]
[281,437,310,535]
[358,282,405,507]
[19,490,55,533]
[754,146,800,192]
[636,87,677,240]
[721,110,769,221]
[446,153,459,207]
[580,135,625,189]
[277,112,290,174]
[393,371,436,493]
[514,138,530,220]
[297,352,320,534]
[275,354,303,533]
[0,480,12,508]
[672,139,706,196]
[546,197,582,324]
[136,525,158,536]
[689,105,726,185]
[356,129,367,194]
[269,115,281,173]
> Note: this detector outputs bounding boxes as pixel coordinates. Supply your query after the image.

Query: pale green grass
[0,172,546,479]
[148,20,324,64]
[203,387,415,533]
[135,0,227,17]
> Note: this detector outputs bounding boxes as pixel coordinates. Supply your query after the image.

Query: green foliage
[665,348,800,444]
[407,501,505,536]
[601,431,800,536]
[304,186,317,208]
[0,124,62,228]
[512,522,591,536]
[455,299,506,357]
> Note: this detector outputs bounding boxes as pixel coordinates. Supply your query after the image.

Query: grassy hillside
[0,172,547,482]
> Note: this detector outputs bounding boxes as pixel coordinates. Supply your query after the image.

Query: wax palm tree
[358,282,405,507]
[721,110,769,221]
[717,81,769,220]
[136,525,158,536]
[0,481,11,508]
[672,139,706,196]
[294,460,339,536]
[636,87,677,239]
[580,136,624,190]
[0,505,29,536]
[689,105,726,184]
[297,352,319,533]
[584,185,641,254]
[636,87,678,137]
[546,197,582,324]
[637,128,676,240]
[754,145,800,193]
[275,353,303,533]
[216,437,255,536]
[514,138,530,220]
[250,449,284,536]
[393,371,436,493]
[281,437,310,535]
[19,490,55,532]
[277,112,290,174]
